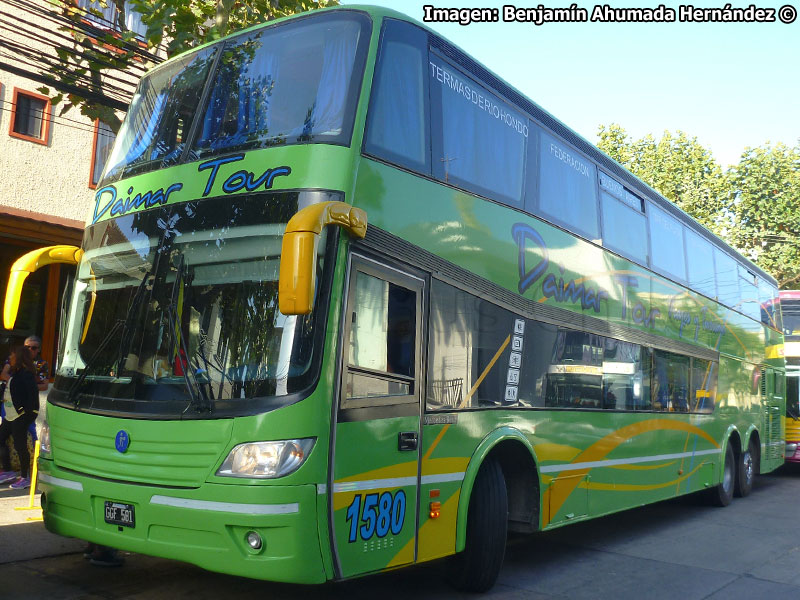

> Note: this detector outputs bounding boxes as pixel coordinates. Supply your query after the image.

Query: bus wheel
[709,443,735,507]
[735,438,756,498]
[448,458,508,592]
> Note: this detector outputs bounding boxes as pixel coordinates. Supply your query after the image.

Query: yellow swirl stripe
[583,461,707,492]
[608,461,678,471]
[542,419,719,526]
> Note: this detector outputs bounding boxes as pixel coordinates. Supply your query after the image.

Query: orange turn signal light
[429,501,441,519]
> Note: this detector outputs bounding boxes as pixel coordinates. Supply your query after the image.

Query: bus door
[331,255,424,578]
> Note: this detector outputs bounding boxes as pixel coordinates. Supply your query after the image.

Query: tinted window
[738,266,761,321]
[602,339,650,410]
[649,203,686,281]
[427,280,524,409]
[601,191,647,262]
[652,350,689,412]
[691,358,716,413]
[427,279,716,414]
[685,229,717,299]
[761,281,781,330]
[544,330,604,409]
[430,55,528,205]
[714,248,740,308]
[365,20,429,173]
[539,132,598,238]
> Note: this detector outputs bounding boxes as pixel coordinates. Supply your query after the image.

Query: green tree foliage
[40,0,337,132]
[597,124,727,236]
[726,143,800,288]
[597,124,800,288]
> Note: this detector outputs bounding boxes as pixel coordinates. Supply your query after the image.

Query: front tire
[709,442,735,507]
[448,458,508,592]
[735,437,757,497]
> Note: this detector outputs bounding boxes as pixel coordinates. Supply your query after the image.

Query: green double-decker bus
[4,5,785,592]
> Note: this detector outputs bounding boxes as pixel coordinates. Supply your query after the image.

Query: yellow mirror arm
[80,272,97,344]
[4,245,84,330]
[279,201,367,315]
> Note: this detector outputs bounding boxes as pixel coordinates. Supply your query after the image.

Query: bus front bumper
[37,459,327,584]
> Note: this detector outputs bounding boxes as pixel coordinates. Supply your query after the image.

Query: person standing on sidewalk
[0,346,40,488]
[1,335,48,445]
[1,335,49,391]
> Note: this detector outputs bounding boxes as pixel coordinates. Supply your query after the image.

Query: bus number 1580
[345,490,406,543]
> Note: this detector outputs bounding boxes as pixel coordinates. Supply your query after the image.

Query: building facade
[0,0,141,376]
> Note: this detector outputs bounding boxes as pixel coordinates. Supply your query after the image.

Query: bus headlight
[39,420,51,456]
[217,439,315,478]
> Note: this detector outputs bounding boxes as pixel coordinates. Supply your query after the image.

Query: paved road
[2,464,800,599]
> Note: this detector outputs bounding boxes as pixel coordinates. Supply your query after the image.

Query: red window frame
[9,87,52,146]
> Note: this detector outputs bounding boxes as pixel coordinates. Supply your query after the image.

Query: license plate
[104,501,135,528]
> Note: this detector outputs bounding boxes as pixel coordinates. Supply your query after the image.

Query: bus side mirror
[279,201,367,315]
[4,245,84,330]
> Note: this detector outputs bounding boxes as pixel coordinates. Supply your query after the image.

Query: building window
[9,88,52,145]
[77,0,147,38]
[90,120,116,188]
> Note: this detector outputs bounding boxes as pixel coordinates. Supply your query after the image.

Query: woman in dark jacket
[0,346,39,489]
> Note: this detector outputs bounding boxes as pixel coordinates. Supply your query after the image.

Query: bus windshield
[102,12,370,182]
[54,192,334,417]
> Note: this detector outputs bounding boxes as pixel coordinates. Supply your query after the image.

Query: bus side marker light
[429,489,440,498]
[429,502,441,519]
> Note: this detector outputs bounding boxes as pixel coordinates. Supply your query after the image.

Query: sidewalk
[0,485,83,565]
[0,386,82,563]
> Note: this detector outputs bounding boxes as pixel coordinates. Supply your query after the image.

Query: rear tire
[448,458,508,592]
[735,437,756,497]
[709,443,735,507]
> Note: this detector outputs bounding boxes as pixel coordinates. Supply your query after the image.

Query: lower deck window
[427,279,717,413]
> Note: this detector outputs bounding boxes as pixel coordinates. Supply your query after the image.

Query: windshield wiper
[114,267,157,377]
[70,252,162,407]
[68,320,124,407]
[166,253,213,415]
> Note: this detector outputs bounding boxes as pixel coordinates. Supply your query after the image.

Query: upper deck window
[714,248,740,308]
[194,13,370,158]
[685,229,716,299]
[738,266,761,321]
[538,133,598,239]
[430,54,528,206]
[648,203,686,281]
[365,20,430,174]
[761,280,781,330]
[599,172,647,262]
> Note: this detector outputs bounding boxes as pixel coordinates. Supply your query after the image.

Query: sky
[340,0,800,169]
